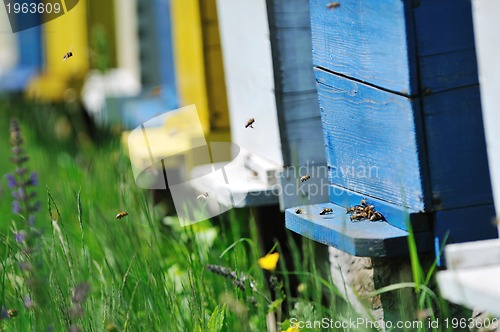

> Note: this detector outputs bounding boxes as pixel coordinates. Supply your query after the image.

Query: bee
[369,212,385,222]
[7,308,18,318]
[245,118,255,128]
[360,198,367,206]
[63,50,73,61]
[197,192,209,200]
[319,207,333,215]
[116,211,128,220]
[300,174,311,183]
[295,208,302,214]
[149,86,162,97]
[326,2,340,10]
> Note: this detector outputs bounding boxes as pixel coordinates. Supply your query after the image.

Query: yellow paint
[170,0,209,133]
[26,0,89,101]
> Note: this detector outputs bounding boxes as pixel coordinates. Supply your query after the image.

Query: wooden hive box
[123,0,232,189]
[189,0,327,209]
[0,11,42,92]
[285,0,498,258]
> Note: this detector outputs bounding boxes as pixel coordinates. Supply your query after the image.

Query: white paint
[445,238,500,270]
[0,4,18,75]
[216,0,283,167]
[113,0,141,84]
[472,0,500,235]
[437,266,500,318]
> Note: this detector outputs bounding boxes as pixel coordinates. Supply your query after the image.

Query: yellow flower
[282,327,300,332]
[258,252,279,271]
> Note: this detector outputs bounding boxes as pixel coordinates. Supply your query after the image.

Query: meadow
[0,98,472,331]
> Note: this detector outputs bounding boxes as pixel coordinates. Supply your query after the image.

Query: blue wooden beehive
[285,0,498,258]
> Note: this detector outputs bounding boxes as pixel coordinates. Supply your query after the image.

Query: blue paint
[434,237,441,266]
[315,68,426,211]
[0,23,42,92]
[285,202,433,257]
[267,0,325,167]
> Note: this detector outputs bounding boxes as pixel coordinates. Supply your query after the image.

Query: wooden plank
[413,0,479,93]
[423,86,493,210]
[472,0,500,235]
[216,0,283,166]
[445,239,500,270]
[26,0,89,100]
[434,205,498,261]
[199,0,230,130]
[278,90,321,122]
[281,115,326,167]
[309,0,417,95]
[285,202,433,257]
[190,162,280,208]
[267,0,316,94]
[328,185,431,232]
[113,0,140,82]
[171,0,210,133]
[315,68,426,211]
[437,266,500,317]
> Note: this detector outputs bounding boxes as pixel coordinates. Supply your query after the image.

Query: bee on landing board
[300,174,311,183]
[295,208,302,214]
[63,51,73,61]
[197,192,209,200]
[116,211,128,220]
[245,118,255,128]
[319,207,333,215]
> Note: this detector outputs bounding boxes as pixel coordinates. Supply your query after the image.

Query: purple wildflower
[12,201,20,214]
[5,174,16,189]
[72,282,90,304]
[29,172,38,186]
[15,231,26,242]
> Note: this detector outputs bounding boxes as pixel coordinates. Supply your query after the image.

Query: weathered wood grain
[285,203,433,257]
[310,0,417,94]
[423,86,493,210]
[315,68,426,211]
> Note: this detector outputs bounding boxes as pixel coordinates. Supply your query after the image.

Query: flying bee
[319,207,333,215]
[116,211,128,220]
[245,118,255,128]
[300,174,311,183]
[197,192,209,200]
[326,2,340,10]
[63,50,73,61]
[295,208,302,214]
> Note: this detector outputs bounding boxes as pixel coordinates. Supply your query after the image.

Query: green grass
[0,98,474,331]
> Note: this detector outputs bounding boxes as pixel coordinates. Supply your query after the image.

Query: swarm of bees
[300,174,311,183]
[115,211,128,220]
[346,199,385,222]
[320,207,333,215]
[326,2,340,10]
[63,50,73,61]
[245,118,255,128]
[197,192,209,200]
[295,208,302,214]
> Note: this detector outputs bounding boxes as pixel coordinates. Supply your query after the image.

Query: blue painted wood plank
[423,86,493,210]
[310,0,417,95]
[279,91,321,122]
[315,68,426,211]
[419,49,478,94]
[328,185,431,232]
[433,204,498,265]
[285,202,433,257]
[153,0,177,94]
[281,115,326,166]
